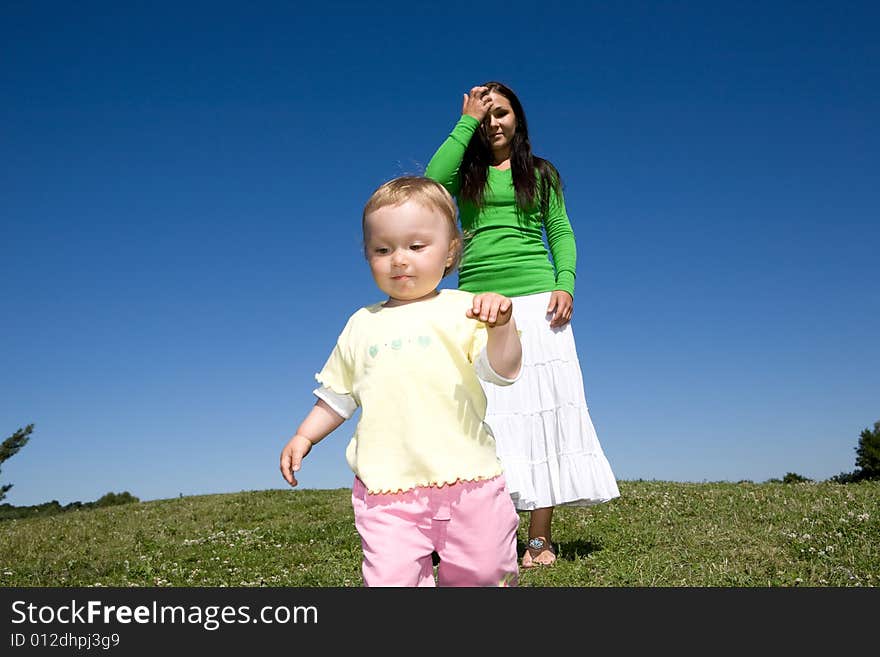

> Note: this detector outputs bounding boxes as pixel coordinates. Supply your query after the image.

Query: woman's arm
[425,87,490,193]
[544,184,577,298]
[424,114,481,194]
[544,184,578,328]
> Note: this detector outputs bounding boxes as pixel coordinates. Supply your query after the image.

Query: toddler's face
[363,201,456,307]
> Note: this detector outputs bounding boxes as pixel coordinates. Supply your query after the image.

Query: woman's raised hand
[461,86,493,122]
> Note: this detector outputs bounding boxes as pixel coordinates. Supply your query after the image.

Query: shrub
[855,421,880,480]
[95,491,140,507]
[831,420,880,484]
[829,470,862,484]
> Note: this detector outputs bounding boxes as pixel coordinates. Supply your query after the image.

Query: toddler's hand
[280,434,313,487]
[461,86,492,122]
[467,293,513,327]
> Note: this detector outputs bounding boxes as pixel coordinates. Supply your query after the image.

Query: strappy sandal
[521,536,556,568]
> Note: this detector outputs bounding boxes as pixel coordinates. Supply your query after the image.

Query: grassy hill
[1,480,877,587]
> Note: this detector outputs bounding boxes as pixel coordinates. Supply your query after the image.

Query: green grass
[1,480,877,587]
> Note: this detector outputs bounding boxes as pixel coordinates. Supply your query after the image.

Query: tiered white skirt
[483,292,620,511]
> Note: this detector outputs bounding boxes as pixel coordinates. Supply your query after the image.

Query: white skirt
[483,291,620,511]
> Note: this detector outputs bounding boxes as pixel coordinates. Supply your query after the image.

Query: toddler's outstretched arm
[280,399,345,487]
[467,293,522,380]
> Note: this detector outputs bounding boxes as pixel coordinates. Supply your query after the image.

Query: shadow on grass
[430,539,602,568]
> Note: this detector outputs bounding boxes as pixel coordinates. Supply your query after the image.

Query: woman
[425,81,619,567]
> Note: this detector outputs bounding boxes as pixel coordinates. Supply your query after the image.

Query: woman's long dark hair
[459,81,562,217]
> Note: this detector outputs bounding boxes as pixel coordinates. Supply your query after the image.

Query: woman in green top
[426,81,619,568]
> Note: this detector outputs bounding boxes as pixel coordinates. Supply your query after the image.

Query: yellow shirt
[315,289,515,494]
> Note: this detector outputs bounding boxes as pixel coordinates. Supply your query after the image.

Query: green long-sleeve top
[425,114,577,298]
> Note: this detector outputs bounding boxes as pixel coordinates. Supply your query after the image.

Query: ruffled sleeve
[314,314,357,401]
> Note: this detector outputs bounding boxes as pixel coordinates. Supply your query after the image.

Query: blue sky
[2,1,878,506]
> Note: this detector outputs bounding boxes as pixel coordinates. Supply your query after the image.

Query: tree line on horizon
[2,420,878,519]
[1,423,139,520]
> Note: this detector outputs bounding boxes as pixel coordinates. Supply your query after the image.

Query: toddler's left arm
[467,293,522,380]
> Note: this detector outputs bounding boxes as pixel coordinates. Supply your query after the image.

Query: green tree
[1,424,34,502]
[855,420,880,480]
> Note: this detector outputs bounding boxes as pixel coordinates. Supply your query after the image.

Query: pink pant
[351,475,519,587]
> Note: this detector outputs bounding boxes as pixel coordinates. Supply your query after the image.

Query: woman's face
[485,92,516,154]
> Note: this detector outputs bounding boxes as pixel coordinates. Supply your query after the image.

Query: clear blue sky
[2,1,878,506]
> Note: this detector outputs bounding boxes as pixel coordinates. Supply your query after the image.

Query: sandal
[521,536,556,568]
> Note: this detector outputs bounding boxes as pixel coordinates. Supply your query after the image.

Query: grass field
[1,480,877,587]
